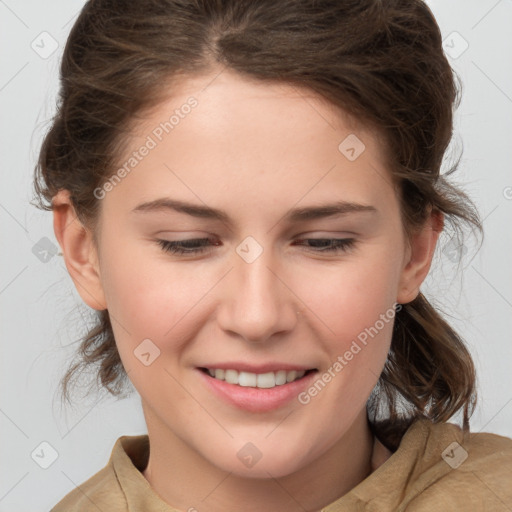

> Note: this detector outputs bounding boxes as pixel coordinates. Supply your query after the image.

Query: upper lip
[198,362,317,373]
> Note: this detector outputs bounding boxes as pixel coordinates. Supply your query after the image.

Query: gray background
[1,0,511,510]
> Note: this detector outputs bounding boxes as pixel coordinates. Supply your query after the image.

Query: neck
[141,408,381,512]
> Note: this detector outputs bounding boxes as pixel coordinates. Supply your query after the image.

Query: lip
[196,367,319,413]
[197,362,314,373]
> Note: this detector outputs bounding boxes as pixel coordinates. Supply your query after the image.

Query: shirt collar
[109,419,462,511]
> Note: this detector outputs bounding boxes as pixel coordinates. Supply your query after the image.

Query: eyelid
[156,235,357,257]
[294,229,359,237]
[155,230,217,238]
[157,237,219,255]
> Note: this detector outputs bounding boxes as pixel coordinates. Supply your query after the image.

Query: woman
[34,0,512,510]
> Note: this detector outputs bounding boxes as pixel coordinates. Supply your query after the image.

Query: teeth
[205,368,307,388]
[286,370,297,383]
[239,371,257,387]
[275,370,287,385]
[225,369,239,385]
[257,372,275,388]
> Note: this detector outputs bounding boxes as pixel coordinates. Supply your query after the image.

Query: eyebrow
[131,198,377,224]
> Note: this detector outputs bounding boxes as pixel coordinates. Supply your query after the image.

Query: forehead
[101,69,396,222]
[136,68,375,142]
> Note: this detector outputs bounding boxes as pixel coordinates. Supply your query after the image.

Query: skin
[53,67,442,512]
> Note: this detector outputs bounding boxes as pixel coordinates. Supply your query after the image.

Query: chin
[205,440,312,479]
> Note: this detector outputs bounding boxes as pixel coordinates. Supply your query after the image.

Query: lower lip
[196,368,318,412]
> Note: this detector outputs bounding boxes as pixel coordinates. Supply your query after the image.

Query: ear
[52,190,107,310]
[396,210,444,304]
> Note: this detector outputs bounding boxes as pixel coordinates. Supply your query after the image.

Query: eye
[292,238,355,253]
[157,237,220,255]
[156,237,356,256]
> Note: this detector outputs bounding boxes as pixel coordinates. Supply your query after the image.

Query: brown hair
[33,0,481,451]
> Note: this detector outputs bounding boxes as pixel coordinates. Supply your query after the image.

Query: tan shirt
[50,419,512,511]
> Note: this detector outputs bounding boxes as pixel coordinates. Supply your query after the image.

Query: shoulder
[404,420,512,510]
[50,465,126,512]
[50,435,148,512]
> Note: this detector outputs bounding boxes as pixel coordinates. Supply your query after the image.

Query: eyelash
[156,237,356,255]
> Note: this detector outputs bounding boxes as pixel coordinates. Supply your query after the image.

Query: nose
[216,246,298,343]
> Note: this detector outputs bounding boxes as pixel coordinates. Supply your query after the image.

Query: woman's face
[63,68,434,478]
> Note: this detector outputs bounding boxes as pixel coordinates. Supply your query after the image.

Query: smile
[201,368,314,389]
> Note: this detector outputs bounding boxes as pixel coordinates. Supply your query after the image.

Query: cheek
[98,237,210,354]
[289,248,401,403]
[294,250,402,340]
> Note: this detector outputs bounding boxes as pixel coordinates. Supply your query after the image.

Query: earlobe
[396,211,444,304]
[52,190,107,311]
